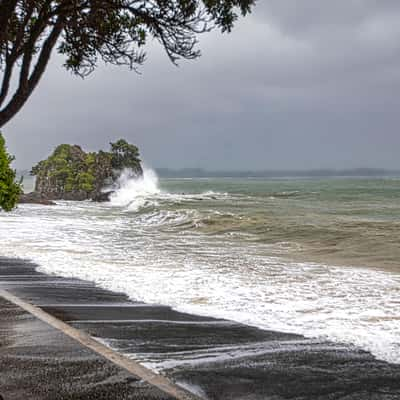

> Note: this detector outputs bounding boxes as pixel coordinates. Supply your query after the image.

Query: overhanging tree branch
[0,2,37,106]
[0,15,65,127]
[0,0,18,46]
[0,0,256,127]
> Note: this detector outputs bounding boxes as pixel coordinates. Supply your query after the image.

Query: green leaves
[31,139,142,199]
[0,0,255,126]
[0,133,22,211]
[110,139,142,175]
[76,172,95,192]
[55,0,256,76]
[31,144,92,193]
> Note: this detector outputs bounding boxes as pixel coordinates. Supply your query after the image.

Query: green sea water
[158,177,400,271]
[6,172,400,363]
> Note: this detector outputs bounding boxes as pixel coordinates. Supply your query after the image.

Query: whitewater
[0,169,399,364]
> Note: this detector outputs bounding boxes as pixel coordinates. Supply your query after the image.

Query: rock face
[29,139,142,202]
[18,192,56,205]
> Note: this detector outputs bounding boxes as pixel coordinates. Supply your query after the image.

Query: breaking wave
[109,168,160,211]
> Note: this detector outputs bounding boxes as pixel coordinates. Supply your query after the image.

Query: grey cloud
[5,1,400,170]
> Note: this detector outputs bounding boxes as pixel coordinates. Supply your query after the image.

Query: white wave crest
[109,168,160,211]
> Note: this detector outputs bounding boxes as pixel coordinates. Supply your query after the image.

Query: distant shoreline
[17,167,400,180]
[156,168,400,179]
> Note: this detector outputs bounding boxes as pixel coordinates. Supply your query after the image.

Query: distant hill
[18,167,400,179]
[156,168,400,178]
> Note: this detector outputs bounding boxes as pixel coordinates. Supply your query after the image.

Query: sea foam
[109,167,160,211]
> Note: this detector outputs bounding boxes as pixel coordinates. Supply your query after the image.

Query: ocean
[1,170,399,363]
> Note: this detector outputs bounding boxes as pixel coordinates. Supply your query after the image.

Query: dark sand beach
[1,257,400,399]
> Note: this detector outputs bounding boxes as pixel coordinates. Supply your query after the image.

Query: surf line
[0,289,202,400]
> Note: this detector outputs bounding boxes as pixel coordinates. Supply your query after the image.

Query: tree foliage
[110,138,141,172]
[0,0,255,127]
[30,139,142,200]
[0,132,22,211]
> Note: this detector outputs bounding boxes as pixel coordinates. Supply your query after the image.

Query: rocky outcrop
[91,191,113,202]
[18,192,56,205]
[28,139,142,202]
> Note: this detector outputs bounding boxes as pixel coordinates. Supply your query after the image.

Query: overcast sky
[5,1,400,170]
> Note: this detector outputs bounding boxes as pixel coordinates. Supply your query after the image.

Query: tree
[0,0,255,127]
[0,133,22,211]
[30,139,142,200]
[110,138,142,175]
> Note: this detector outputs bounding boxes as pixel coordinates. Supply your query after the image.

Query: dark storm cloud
[5,1,400,170]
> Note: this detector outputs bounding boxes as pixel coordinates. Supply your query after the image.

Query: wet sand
[1,257,400,399]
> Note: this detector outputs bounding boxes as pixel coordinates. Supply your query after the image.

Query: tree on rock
[0,0,255,127]
[110,139,142,176]
[30,139,142,201]
[0,133,22,211]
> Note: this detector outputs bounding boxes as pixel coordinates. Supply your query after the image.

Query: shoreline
[29,247,400,365]
[1,257,400,399]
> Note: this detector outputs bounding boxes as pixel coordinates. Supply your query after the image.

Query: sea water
[1,170,399,363]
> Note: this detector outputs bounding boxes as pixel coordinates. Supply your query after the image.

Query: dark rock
[18,192,56,206]
[91,191,113,202]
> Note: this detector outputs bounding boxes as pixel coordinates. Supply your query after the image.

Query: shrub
[0,133,22,211]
